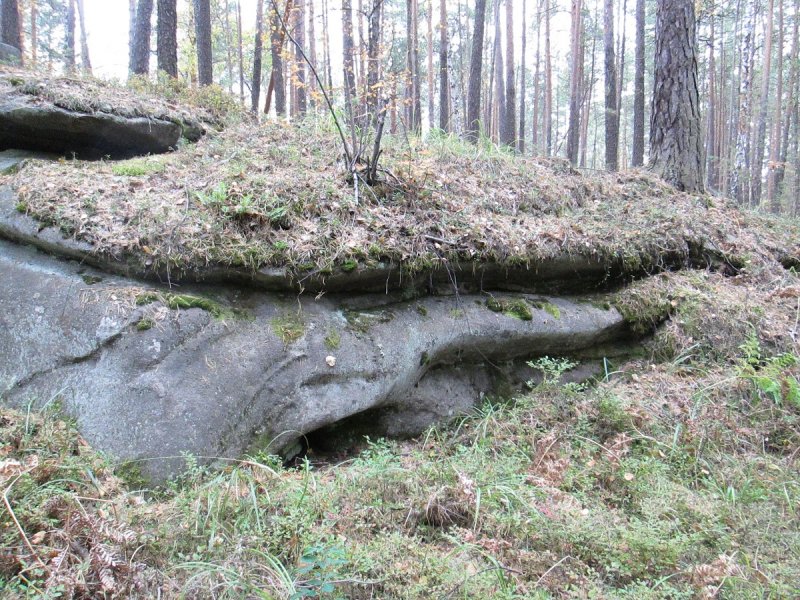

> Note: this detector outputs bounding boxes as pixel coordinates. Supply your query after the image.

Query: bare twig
[3,471,48,570]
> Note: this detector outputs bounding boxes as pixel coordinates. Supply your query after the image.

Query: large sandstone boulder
[0,236,634,480]
[0,97,186,159]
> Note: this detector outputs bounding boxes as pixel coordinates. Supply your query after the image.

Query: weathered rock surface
[0,237,635,480]
[0,44,22,66]
[0,96,203,159]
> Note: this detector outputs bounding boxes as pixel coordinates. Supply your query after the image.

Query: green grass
[3,330,799,598]
[111,158,165,176]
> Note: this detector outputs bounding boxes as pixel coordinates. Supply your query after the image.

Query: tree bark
[751,0,774,207]
[343,0,357,131]
[518,0,526,152]
[237,0,245,103]
[604,0,618,170]
[1,0,22,53]
[427,0,435,129]
[30,0,36,66]
[157,0,178,77]
[294,0,306,116]
[252,0,264,113]
[367,0,382,121]
[194,0,213,86]
[308,0,317,108]
[465,0,487,141]
[493,0,505,144]
[766,0,784,210]
[65,0,76,73]
[631,0,644,166]
[544,0,552,155]
[649,0,704,193]
[566,0,582,165]
[503,0,516,148]
[439,0,449,131]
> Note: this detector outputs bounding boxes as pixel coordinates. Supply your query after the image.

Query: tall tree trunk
[157,0,178,77]
[777,0,799,195]
[30,0,37,66]
[406,0,422,133]
[294,0,306,116]
[75,0,90,73]
[322,0,333,89]
[631,0,644,166]
[237,0,245,103]
[566,0,582,165]
[439,0,449,131]
[343,0,357,134]
[367,0,382,121]
[751,0,774,206]
[532,0,541,152]
[767,0,783,210]
[427,0,435,129]
[308,0,317,109]
[224,0,233,91]
[705,7,717,189]
[129,0,137,73]
[649,0,704,192]
[465,0,488,141]
[65,0,76,73]
[1,0,22,54]
[266,0,293,116]
[604,0,618,170]
[732,2,754,203]
[518,0,527,152]
[503,0,516,148]
[493,0,505,144]
[252,0,264,113]
[195,0,213,85]
[544,0,552,155]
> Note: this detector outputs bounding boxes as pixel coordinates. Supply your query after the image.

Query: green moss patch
[111,158,165,177]
[271,312,306,345]
[486,297,533,321]
[134,291,228,318]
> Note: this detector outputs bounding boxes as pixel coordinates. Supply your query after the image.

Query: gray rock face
[0,43,22,66]
[0,237,634,480]
[0,98,185,159]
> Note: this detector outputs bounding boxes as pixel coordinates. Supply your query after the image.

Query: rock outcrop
[0,97,191,159]
[0,43,22,66]
[0,230,636,480]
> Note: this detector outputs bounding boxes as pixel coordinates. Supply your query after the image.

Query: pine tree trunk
[439,0,449,131]
[706,10,717,189]
[751,0,774,207]
[566,0,582,165]
[75,0,91,73]
[131,0,152,75]
[649,0,704,192]
[427,0,435,129]
[323,0,333,89]
[129,0,137,73]
[503,0,516,148]
[544,0,552,155]
[308,0,317,109]
[367,0,381,121]
[195,0,213,85]
[252,0,264,113]
[294,1,306,116]
[30,0,37,66]
[157,0,178,77]
[604,0,618,170]
[1,0,22,53]
[777,0,799,195]
[343,0,357,132]
[767,0,783,210]
[631,0,644,166]
[224,0,233,91]
[465,0,487,141]
[532,0,541,152]
[65,0,76,73]
[237,0,245,103]
[493,0,505,144]
[518,0,527,152]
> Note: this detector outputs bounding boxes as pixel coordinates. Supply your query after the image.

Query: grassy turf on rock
[4,112,798,282]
